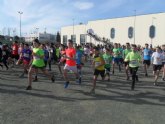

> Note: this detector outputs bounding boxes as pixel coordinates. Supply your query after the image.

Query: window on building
[63,35,67,45]
[71,35,76,44]
[80,34,86,45]
[128,27,134,39]
[149,25,156,38]
[110,28,115,39]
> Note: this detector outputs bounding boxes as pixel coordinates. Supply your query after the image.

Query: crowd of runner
[0,39,165,94]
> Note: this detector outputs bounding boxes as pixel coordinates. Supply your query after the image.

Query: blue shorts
[113,57,119,64]
[162,62,165,66]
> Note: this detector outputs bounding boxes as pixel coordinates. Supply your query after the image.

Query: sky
[0,0,165,36]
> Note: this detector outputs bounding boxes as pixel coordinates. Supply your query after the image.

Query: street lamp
[35,27,39,38]
[133,10,136,44]
[18,11,23,38]
[72,18,75,35]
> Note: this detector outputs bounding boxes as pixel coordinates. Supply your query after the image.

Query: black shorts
[124,62,129,67]
[94,69,105,77]
[153,65,162,71]
[105,67,110,74]
[11,54,19,60]
[162,62,165,66]
[143,60,151,66]
[119,58,124,64]
[32,65,46,70]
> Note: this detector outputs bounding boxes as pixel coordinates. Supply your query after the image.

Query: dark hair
[93,46,99,51]
[68,39,73,44]
[33,39,40,44]
[25,43,29,46]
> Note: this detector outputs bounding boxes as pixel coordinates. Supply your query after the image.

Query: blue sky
[0,0,165,36]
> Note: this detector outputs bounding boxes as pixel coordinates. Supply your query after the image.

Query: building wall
[25,33,56,43]
[61,12,165,47]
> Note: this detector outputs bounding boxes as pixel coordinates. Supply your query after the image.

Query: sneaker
[0,65,3,69]
[90,89,95,94]
[33,76,38,82]
[145,73,148,77]
[136,75,139,82]
[126,76,129,80]
[64,81,70,88]
[51,75,55,83]
[26,86,32,90]
[19,73,24,78]
[154,82,158,86]
[162,78,165,81]
[107,78,110,81]
[76,77,81,84]
[112,70,114,74]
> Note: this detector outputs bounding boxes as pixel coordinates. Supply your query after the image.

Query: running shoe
[90,89,95,95]
[64,81,70,88]
[76,77,82,84]
[26,85,32,90]
[51,75,55,83]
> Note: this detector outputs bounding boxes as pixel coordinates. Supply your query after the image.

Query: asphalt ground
[0,63,165,124]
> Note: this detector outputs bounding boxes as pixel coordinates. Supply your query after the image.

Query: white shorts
[64,64,77,73]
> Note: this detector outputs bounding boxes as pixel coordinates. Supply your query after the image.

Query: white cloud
[73,1,94,10]
[99,0,126,12]
[0,0,77,34]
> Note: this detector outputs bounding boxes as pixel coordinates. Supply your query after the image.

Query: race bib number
[156,57,161,62]
[144,52,148,56]
[105,59,109,64]
[95,61,100,67]
[24,53,29,58]
[130,60,138,65]
[33,56,40,60]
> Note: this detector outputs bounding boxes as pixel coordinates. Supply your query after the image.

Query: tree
[14,35,19,41]
[56,31,61,43]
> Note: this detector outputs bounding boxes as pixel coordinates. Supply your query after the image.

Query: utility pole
[18,11,23,38]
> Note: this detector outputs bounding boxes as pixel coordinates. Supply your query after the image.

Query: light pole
[18,11,23,38]
[133,10,136,44]
[35,27,39,38]
[72,18,75,35]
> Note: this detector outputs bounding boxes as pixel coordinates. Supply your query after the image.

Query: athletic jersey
[143,48,152,60]
[123,49,131,59]
[65,48,76,66]
[113,48,120,58]
[22,49,32,61]
[84,47,90,55]
[76,50,83,65]
[2,49,10,59]
[102,53,112,68]
[43,49,49,61]
[162,50,165,62]
[12,44,18,55]
[118,48,123,58]
[56,48,60,58]
[151,52,163,65]
[125,51,141,67]
[32,48,45,67]
[94,55,104,70]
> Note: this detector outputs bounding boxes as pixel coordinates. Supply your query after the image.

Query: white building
[25,32,56,43]
[61,12,165,47]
